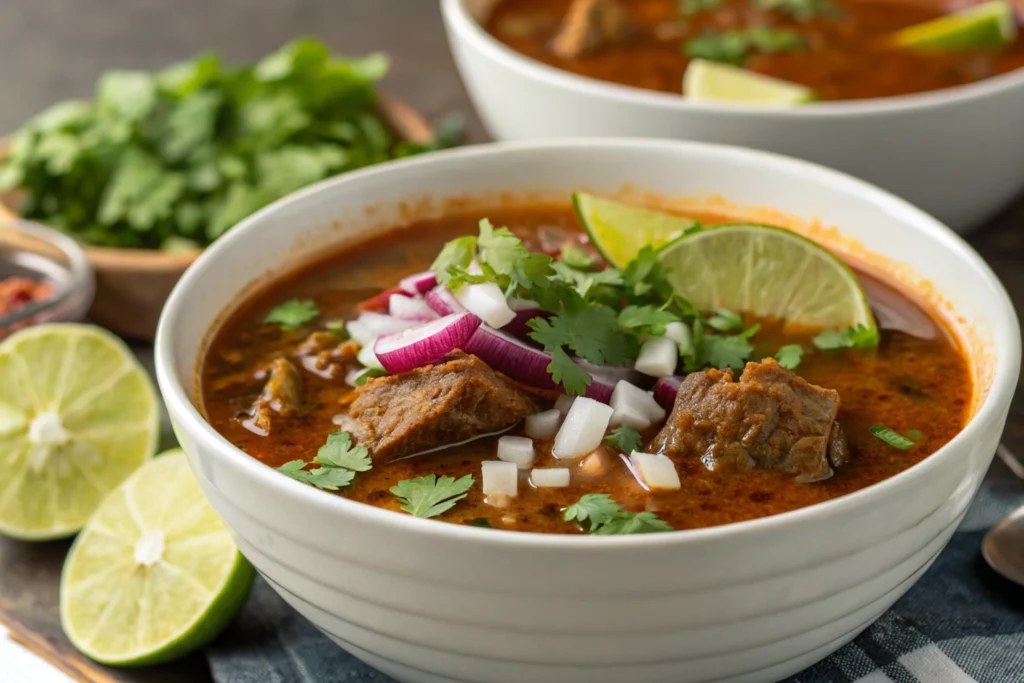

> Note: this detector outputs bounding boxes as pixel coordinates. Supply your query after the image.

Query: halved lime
[893,1,1017,51]
[60,451,255,666]
[683,59,817,105]
[658,224,875,331]
[574,192,699,268]
[0,324,159,540]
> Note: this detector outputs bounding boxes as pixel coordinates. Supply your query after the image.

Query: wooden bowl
[0,94,434,341]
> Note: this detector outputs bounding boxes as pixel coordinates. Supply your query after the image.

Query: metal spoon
[981,444,1024,586]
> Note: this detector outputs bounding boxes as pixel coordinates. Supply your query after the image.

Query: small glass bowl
[0,219,94,339]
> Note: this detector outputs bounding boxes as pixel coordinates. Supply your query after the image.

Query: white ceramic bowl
[155,139,1019,683]
[441,0,1024,234]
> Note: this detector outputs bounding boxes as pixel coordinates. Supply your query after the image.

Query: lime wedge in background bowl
[893,1,1017,51]
[574,192,699,267]
[658,224,876,332]
[0,324,158,540]
[683,59,817,105]
[61,450,255,666]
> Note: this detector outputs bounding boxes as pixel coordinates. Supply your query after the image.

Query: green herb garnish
[560,243,598,270]
[353,367,387,386]
[679,0,724,15]
[774,344,804,370]
[685,27,808,66]
[755,0,842,20]
[0,39,454,249]
[604,426,644,454]
[813,324,878,351]
[277,431,371,490]
[705,307,743,332]
[264,299,319,330]
[687,321,760,372]
[390,474,475,519]
[467,517,492,528]
[564,494,673,535]
[869,425,917,450]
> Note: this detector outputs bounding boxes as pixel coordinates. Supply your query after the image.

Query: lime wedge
[0,324,159,540]
[893,1,1017,51]
[683,59,817,105]
[658,224,875,331]
[574,192,699,268]
[60,450,255,666]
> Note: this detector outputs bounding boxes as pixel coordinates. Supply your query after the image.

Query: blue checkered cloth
[205,457,1024,683]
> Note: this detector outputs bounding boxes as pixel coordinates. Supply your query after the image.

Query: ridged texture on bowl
[157,140,1019,683]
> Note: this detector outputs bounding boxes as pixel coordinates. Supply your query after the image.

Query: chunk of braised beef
[550,0,635,59]
[337,351,543,462]
[245,357,303,435]
[651,358,848,483]
[295,331,359,379]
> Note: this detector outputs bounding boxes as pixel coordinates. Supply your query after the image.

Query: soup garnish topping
[201,198,971,534]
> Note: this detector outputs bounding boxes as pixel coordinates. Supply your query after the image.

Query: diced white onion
[482,461,518,496]
[524,409,562,439]
[553,397,614,460]
[497,436,536,469]
[629,451,681,491]
[357,343,383,370]
[509,298,542,312]
[348,313,417,346]
[455,283,516,329]
[531,468,570,488]
[554,394,576,416]
[664,321,694,357]
[635,337,680,378]
[388,294,438,321]
[611,381,666,427]
[346,319,374,346]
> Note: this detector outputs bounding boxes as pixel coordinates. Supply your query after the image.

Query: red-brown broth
[200,207,972,533]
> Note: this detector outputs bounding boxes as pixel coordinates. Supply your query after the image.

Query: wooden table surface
[1,1,1022,682]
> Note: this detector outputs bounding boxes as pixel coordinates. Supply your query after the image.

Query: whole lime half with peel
[0,324,159,540]
[683,59,817,105]
[893,1,1017,51]
[574,192,700,268]
[61,450,255,666]
[658,224,876,332]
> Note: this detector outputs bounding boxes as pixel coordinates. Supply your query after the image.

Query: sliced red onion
[373,312,482,374]
[389,294,439,322]
[553,397,614,460]
[455,283,516,328]
[425,286,465,316]
[635,337,680,378]
[464,326,615,402]
[399,271,438,295]
[653,376,683,411]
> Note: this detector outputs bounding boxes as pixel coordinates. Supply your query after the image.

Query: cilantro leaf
[548,346,593,396]
[869,424,916,450]
[755,0,842,20]
[685,28,807,66]
[390,474,475,518]
[478,218,530,279]
[813,324,879,351]
[564,493,672,535]
[276,430,369,491]
[530,306,635,366]
[264,299,319,330]
[705,308,742,332]
[560,243,597,270]
[604,426,643,454]
[618,305,680,336]
[774,344,804,370]
[314,431,372,472]
[701,334,753,371]
[679,0,723,15]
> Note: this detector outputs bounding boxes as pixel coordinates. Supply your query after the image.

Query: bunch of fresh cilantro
[0,39,458,250]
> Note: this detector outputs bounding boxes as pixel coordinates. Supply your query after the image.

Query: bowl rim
[441,0,1024,118]
[0,218,95,328]
[155,137,1021,550]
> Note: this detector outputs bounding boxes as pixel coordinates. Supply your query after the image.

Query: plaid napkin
[206,457,1024,683]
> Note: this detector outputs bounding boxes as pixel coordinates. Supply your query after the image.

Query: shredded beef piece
[651,358,848,482]
[550,0,635,59]
[245,357,302,435]
[337,351,542,462]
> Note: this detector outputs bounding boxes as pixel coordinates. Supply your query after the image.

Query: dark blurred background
[0,0,487,140]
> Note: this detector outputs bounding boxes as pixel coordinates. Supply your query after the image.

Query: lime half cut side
[893,1,1017,51]
[658,224,876,332]
[683,59,817,105]
[0,324,159,540]
[61,451,255,666]
[574,192,700,268]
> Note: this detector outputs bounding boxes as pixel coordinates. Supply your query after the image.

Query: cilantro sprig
[685,27,808,66]
[390,474,475,518]
[604,426,644,454]
[277,431,371,490]
[264,298,319,330]
[774,344,804,370]
[755,0,842,20]
[813,324,878,351]
[564,494,673,535]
